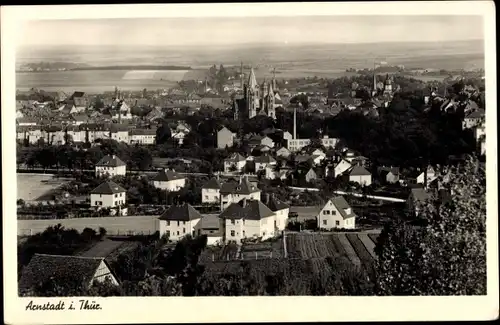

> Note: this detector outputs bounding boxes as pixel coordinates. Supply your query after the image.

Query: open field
[285,232,380,269]
[18,215,159,236]
[17,174,71,202]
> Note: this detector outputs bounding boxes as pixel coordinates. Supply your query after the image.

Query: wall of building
[90,192,126,208]
[158,218,201,241]
[317,200,355,230]
[153,178,186,192]
[349,175,372,186]
[202,188,220,204]
[95,165,127,177]
[92,261,120,286]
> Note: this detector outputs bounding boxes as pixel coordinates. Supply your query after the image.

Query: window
[183,228,186,234]
[243,230,245,236]
[177,231,180,235]
[166,230,170,236]
[177,221,180,226]
[230,230,235,237]
[332,211,336,215]
[120,193,123,197]
[335,221,340,226]
[323,220,327,225]
[167,221,170,226]
[205,195,209,200]
[183,221,186,225]
[231,219,235,225]
[263,232,266,236]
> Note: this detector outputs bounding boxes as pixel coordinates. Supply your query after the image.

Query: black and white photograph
[2,2,498,323]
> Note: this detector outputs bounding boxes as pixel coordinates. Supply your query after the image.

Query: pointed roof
[267,195,289,212]
[329,196,356,219]
[153,169,184,182]
[202,177,222,190]
[220,177,260,195]
[91,180,126,195]
[159,203,202,221]
[225,153,246,162]
[18,254,114,293]
[348,165,371,176]
[219,198,274,220]
[96,154,126,167]
[248,67,258,89]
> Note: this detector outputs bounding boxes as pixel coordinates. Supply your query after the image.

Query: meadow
[17,174,70,202]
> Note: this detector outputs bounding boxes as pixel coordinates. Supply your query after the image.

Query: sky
[18,16,484,47]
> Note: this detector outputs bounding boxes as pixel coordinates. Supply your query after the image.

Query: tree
[156,123,172,145]
[374,156,486,295]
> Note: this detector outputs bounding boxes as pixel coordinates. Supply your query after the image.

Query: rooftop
[96,154,126,167]
[159,203,203,222]
[219,198,274,220]
[91,180,127,195]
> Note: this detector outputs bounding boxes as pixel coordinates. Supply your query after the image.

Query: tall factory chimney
[240,61,244,91]
[293,105,297,140]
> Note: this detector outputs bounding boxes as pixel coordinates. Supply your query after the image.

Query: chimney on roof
[112,155,116,159]
[265,193,270,205]
[239,175,243,184]
[242,198,247,207]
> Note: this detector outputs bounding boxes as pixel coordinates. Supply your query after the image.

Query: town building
[253,154,277,171]
[378,166,401,184]
[201,177,222,204]
[462,109,485,129]
[407,187,430,216]
[95,155,127,177]
[224,153,247,173]
[265,195,290,232]
[129,129,156,145]
[69,91,89,108]
[276,146,291,158]
[317,196,356,230]
[219,177,261,211]
[18,254,119,295]
[90,180,127,214]
[158,203,204,241]
[110,124,130,143]
[346,164,372,186]
[151,169,186,191]
[217,126,236,149]
[219,198,276,242]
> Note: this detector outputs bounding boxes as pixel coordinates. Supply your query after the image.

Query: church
[233,67,283,120]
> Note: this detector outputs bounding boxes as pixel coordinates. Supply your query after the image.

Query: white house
[219,198,276,242]
[320,136,339,148]
[217,126,235,149]
[219,177,261,211]
[462,109,485,129]
[201,177,222,204]
[282,131,293,142]
[265,167,289,180]
[129,129,156,145]
[171,130,187,145]
[95,155,127,177]
[158,203,203,241]
[90,180,127,215]
[260,136,275,148]
[378,166,400,184]
[287,138,311,152]
[253,154,277,171]
[151,169,186,191]
[332,159,352,177]
[224,153,247,173]
[346,165,372,186]
[416,166,437,185]
[317,196,356,230]
[265,194,290,232]
[276,147,291,158]
[110,126,130,144]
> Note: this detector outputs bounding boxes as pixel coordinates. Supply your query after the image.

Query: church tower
[383,74,393,96]
[267,82,276,119]
[245,67,259,119]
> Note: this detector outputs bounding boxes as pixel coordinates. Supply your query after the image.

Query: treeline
[71,65,192,71]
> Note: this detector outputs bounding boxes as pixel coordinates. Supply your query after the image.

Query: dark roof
[200,214,221,230]
[266,196,290,211]
[219,199,274,220]
[330,196,356,219]
[348,165,371,176]
[159,203,202,221]
[202,177,222,190]
[70,91,86,99]
[91,180,126,195]
[378,166,400,176]
[225,153,246,162]
[130,128,157,135]
[253,155,276,164]
[466,109,485,119]
[96,154,126,167]
[153,169,184,182]
[71,114,90,122]
[109,124,130,132]
[18,254,109,293]
[219,177,260,195]
[410,188,431,203]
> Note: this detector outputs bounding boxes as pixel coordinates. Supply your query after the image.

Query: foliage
[374,156,486,295]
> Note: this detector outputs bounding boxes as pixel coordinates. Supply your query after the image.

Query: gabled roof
[91,180,126,195]
[202,177,222,190]
[267,196,290,211]
[218,126,232,134]
[19,254,111,293]
[253,155,276,164]
[159,203,202,221]
[130,128,156,135]
[248,68,258,89]
[219,177,260,195]
[153,169,184,182]
[219,199,274,220]
[348,165,371,176]
[96,155,126,167]
[378,166,400,176]
[329,196,356,219]
[225,153,246,162]
[70,91,86,99]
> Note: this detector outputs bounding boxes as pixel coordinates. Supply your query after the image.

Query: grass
[17,174,70,202]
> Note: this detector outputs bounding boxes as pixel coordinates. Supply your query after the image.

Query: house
[158,203,203,241]
[69,113,90,126]
[264,167,289,180]
[219,198,276,242]
[462,109,485,129]
[346,165,372,186]
[224,153,247,173]
[331,159,352,177]
[217,126,235,149]
[282,131,293,142]
[69,91,89,108]
[58,103,78,115]
[320,136,339,149]
[18,254,119,295]
[305,168,318,183]
[260,136,275,148]
[265,194,290,232]
[254,154,277,171]
[415,166,437,185]
[287,138,312,152]
[199,214,224,245]
[151,169,186,191]
[219,177,261,211]
[308,155,325,166]
[95,155,127,177]
[16,110,24,119]
[378,166,400,184]
[145,107,164,122]
[65,125,85,143]
[407,187,431,216]
[16,117,38,126]
[276,146,291,158]
[316,196,356,230]
[171,130,187,145]
[201,177,222,204]
[17,126,44,144]
[129,128,156,145]
[110,124,130,143]
[90,180,127,214]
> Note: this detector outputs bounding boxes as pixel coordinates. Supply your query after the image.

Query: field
[18,215,159,236]
[285,232,380,270]
[17,174,71,202]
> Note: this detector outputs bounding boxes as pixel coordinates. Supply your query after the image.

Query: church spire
[248,67,257,90]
